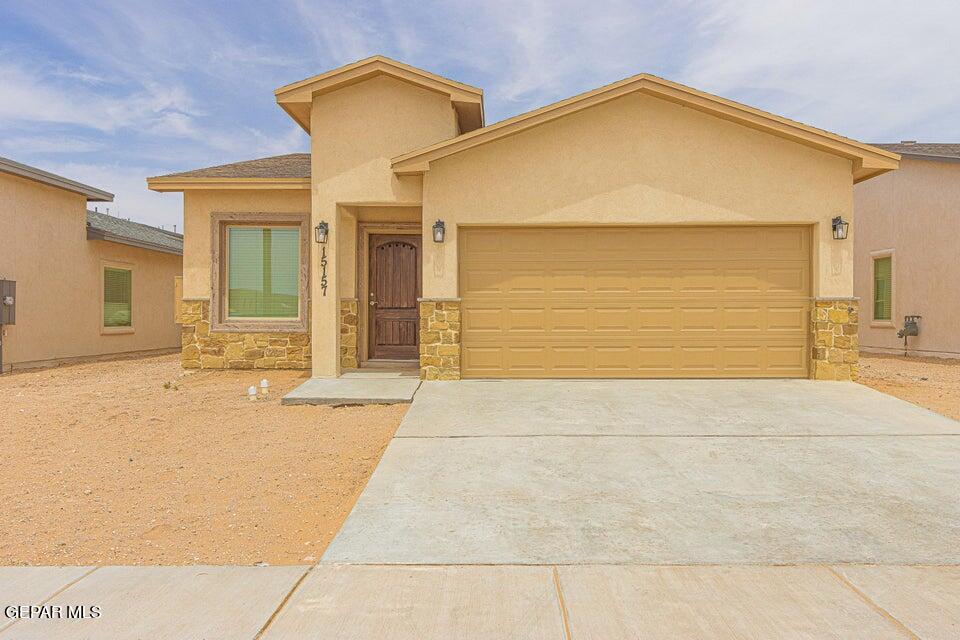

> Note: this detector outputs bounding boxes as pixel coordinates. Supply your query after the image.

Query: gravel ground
[3,351,953,566]
[858,353,960,421]
[0,354,405,566]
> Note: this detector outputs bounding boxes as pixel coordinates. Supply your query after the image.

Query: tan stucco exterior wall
[0,173,182,371]
[182,189,311,299]
[309,75,456,376]
[420,92,855,300]
[854,157,960,357]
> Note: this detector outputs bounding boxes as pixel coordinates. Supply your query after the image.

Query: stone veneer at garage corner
[179,299,310,370]
[419,298,461,380]
[811,298,859,381]
[340,298,359,370]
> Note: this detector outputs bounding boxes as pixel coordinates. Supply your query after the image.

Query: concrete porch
[281,362,420,405]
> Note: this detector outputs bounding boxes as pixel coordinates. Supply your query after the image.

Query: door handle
[369,300,377,306]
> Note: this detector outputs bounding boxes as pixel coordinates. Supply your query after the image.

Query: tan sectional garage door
[459,226,811,378]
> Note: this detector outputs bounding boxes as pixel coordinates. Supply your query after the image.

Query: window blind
[873,256,892,321]
[227,226,300,318]
[103,267,132,327]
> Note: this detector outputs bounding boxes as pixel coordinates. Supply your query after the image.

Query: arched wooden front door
[368,234,422,360]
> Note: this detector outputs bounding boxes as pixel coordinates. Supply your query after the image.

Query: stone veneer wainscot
[419,298,461,380]
[811,298,859,381]
[340,299,359,369]
[179,299,310,370]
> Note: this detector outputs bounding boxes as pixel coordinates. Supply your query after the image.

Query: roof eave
[0,156,114,201]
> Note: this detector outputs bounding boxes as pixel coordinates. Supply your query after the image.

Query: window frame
[101,260,135,334]
[870,249,895,328]
[210,212,310,333]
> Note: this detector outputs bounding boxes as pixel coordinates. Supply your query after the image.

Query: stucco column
[421,209,458,299]
[310,201,340,378]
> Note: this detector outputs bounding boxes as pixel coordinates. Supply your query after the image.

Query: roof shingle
[151,153,310,179]
[872,143,960,160]
[87,210,183,255]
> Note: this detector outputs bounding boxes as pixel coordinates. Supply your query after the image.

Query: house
[0,157,183,372]
[854,142,960,359]
[147,56,900,381]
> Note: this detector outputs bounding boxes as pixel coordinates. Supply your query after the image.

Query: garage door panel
[553,346,591,372]
[462,263,809,298]
[461,342,809,378]
[552,306,590,332]
[461,306,503,333]
[766,305,808,332]
[550,269,590,294]
[460,268,502,295]
[470,302,807,339]
[505,307,547,332]
[724,346,764,372]
[767,344,808,372]
[459,226,810,378]
[767,266,809,294]
[461,345,503,373]
[595,307,633,332]
[638,306,675,331]
[679,306,721,332]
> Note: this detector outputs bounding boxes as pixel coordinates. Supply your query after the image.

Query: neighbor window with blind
[873,255,892,321]
[227,226,300,319]
[103,266,132,328]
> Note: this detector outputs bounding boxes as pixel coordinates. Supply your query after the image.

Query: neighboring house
[148,55,899,382]
[854,142,960,358]
[0,157,183,372]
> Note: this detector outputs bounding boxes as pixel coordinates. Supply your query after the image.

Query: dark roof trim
[0,156,113,201]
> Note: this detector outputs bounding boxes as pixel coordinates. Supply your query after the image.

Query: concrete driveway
[323,380,960,565]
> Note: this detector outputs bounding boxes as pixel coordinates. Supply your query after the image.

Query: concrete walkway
[324,380,960,564]
[2,564,958,639]
[281,369,420,405]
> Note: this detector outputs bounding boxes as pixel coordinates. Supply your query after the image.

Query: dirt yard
[858,353,960,421]
[0,354,405,566]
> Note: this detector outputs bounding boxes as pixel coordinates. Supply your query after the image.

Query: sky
[2,0,959,231]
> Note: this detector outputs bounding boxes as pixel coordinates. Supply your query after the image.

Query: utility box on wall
[0,280,15,325]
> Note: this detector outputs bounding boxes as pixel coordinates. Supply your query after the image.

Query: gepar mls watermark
[4,604,101,620]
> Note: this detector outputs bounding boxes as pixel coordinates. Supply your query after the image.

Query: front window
[103,266,132,327]
[227,226,300,319]
[873,255,892,321]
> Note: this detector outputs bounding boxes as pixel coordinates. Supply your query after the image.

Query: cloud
[678,0,960,140]
[46,161,185,232]
[0,60,201,134]
[0,135,107,154]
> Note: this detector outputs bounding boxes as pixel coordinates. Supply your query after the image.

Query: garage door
[459,226,810,378]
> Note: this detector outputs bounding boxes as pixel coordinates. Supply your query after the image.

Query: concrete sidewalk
[2,564,958,639]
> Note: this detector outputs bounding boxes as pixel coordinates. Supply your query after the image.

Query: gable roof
[872,143,960,163]
[274,55,484,134]
[86,210,183,255]
[392,73,900,183]
[0,156,113,201]
[147,154,311,191]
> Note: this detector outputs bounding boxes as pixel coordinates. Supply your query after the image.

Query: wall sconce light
[432,219,446,243]
[315,221,329,244]
[831,216,849,240]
